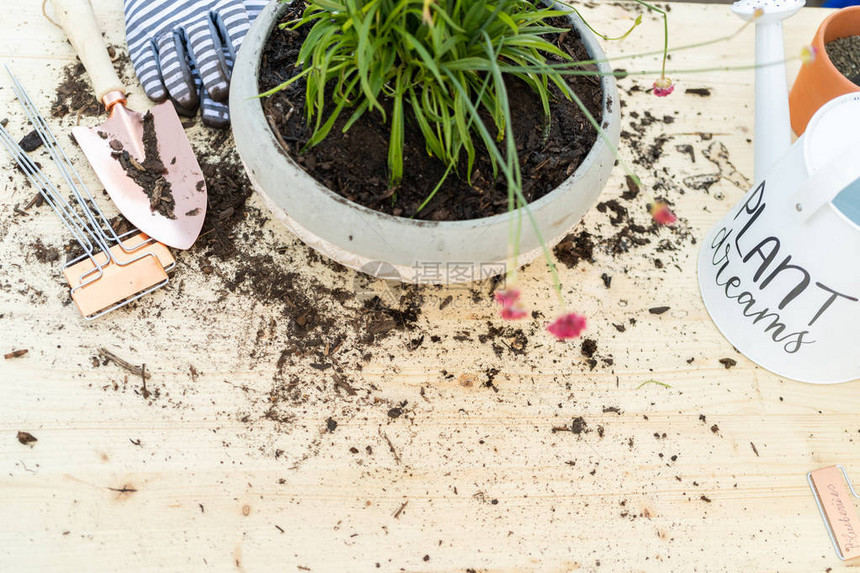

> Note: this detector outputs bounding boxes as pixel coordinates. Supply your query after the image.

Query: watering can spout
[731,0,805,182]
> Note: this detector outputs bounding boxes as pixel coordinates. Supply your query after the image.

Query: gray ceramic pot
[231,1,620,284]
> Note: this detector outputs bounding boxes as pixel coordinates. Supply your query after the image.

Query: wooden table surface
[1,1,857,571]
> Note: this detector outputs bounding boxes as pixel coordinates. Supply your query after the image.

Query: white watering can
[731,0,804,181]
[696,0,860,384]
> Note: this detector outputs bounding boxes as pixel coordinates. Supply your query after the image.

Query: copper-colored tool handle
[52,0,124,103]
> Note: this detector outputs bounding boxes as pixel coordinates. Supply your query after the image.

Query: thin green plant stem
[482,14,755,73]
[413,161,455,214]
[636,380,672,389]
[472,57,798,79]
[444,47,564,305]
[567,87,640,188]
[627,0,670,78]
[412,54,498,216]
[562,5,642,41]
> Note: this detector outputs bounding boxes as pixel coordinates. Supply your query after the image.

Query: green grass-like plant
[263,0,579,194]
[259,0,800,335]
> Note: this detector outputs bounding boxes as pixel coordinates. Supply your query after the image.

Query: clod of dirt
[719,358,737,369]
[16,431,37,445]
[110,111,176,219]
[621,175,640,200]
[685,88,711,97]
[570,416,588,435]
[18,130,43,152]
[649,306,670,315]
[553,230,595,269]
[581,338,597,358]
[601,273,612,288]
[597,199,628,226]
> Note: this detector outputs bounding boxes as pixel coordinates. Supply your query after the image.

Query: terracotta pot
[789,6,860,136]
[230,1,620,284]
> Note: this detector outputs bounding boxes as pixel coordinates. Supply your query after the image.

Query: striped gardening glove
[124,0,269,127]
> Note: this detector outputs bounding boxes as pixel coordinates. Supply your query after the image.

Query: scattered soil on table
[258,1,602,221]
[52,62,104,119]
[620,110,672,171]
[192,129,254,260]
[554,230,595,269]
[29,239,60,264]
[52,47,134,119]
[35,14,734,486]
[109,111,176,219]
[825,35,860,85]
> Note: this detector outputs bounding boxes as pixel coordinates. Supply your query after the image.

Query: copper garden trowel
[54,0,206,250]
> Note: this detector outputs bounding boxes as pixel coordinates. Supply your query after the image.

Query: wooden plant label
[809,465,860,560]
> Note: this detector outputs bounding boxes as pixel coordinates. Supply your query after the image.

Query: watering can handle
[790,143,860,222]
[52,0,125,103]
[754,21,793,183]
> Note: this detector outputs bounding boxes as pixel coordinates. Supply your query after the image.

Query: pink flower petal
[547,312,587,340]
[494,288,520,308]
[650,202,677,225]
[501,304,528,320]
[652,77,675,98]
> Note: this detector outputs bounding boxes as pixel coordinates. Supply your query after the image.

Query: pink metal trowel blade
[72,98,207,250]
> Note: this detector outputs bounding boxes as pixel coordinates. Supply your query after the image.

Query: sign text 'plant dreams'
[705,181,858,354]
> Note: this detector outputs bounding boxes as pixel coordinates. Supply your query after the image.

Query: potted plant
[789,6,860,135]
[230,0,622,287]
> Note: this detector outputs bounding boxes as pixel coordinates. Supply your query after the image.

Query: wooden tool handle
[53,0,124,102]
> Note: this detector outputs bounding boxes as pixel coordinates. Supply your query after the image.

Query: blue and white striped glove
[124,0,268,127]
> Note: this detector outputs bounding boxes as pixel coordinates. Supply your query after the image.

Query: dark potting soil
[109,111,177,219]
[825,35,860,86]
[52,62,104,119]
[193,129,255,260]
[52,47,134,119]
[258,1,603,222]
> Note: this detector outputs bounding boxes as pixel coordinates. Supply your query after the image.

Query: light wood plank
[0,2,856,572]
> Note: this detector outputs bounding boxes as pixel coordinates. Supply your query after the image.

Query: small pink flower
[801,45,817,64]
[494,289,520,308]
[650,201,677,225]
[495,288,528,320]
[501,304,528,320]
[547,312,587,340]
[652,77,674,97]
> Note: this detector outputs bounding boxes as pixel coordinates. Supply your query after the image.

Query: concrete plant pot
[230,0,621,284]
